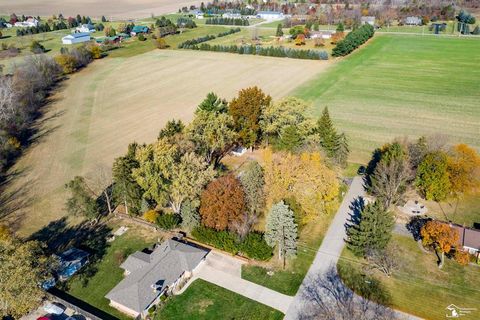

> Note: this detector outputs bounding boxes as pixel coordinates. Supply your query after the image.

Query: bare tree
[85,164,114,216]
[369,157,411,209]
[300,266,396,320]
[365,245,400,277]
[0,77,16,125]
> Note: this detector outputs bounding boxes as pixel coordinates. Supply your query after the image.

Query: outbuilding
[62,32,91,45]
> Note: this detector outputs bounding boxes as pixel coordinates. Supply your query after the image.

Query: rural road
[284,176,422,320]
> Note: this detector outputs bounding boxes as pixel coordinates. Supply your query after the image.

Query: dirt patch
[4,50,330,236]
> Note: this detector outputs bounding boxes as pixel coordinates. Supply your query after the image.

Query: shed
[62,32,91,45]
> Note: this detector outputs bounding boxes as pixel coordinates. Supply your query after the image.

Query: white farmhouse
[75,23,95,33]
[62,32,91,45]
[257,11,284,21]
[14,17,39,27]
[361,16,375,26]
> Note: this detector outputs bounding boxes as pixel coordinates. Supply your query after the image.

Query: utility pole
[282,225,286,270]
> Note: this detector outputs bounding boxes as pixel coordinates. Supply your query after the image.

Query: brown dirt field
[0,0,202,20]
[4,50,330,236]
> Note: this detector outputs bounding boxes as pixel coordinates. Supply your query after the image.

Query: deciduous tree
[200,174,245,231]
[447,144,480,196]
[228,86,271,148]
[180,199,200,230]
[416,151,451,202]
[65,176,99,222]
[421,220,459,268]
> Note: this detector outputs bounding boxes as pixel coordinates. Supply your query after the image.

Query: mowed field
[295,34,480,162]
[0,0,201,19]
[5,50,329,236]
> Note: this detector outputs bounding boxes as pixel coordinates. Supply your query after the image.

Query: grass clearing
[4,50,329,236]
[157,279,284,320]
[338,234,480,320]
[294,34,480,163]
[67,227,156,320]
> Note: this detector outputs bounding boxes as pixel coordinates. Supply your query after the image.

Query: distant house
[223,12,242,19]
[361,16,375,26]
[62,32,91,44]
[405,16,422,26]
[14,17,39,27]
[257,11,285,21]
[449,224,480,256]
[189,9,204,19]
[310,31,333,39]
[106,239,208,319]
[130,25,149,36]
[75,23,95,33]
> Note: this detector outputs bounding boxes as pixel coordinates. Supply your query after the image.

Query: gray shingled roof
[106,239,207,313]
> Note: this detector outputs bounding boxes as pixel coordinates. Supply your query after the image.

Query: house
[189,9,204,19]
[106,239,208,319]
[257,11,285,21]
[130,25,149,36]
[310,31,333,39]
[405,16,422,26]
[223,13,242,19]
[62,32,91,44]
[14,17,39,27]
[449,224,480,256]
[361,16,375,26]
[75,23,95,33]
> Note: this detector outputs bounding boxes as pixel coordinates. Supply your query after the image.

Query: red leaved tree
[200,174,245,231]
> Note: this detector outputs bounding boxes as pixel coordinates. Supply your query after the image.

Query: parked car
[37,316,51,320]
[43,303,65,315]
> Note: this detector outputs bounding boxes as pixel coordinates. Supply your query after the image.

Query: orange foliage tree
[447,144,480,196]
[454,250,470,266]
[421,221,460,268]
[200,174,245,231]
[228,87,271,148]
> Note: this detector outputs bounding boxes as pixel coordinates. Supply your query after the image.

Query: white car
[43,303,65,315]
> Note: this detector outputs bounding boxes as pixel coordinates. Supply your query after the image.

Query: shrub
[138,33,146,41]
[143,209,159,223]
[54,54,77,74]
[30,40,46,53]
[239,232,273,260]
[454,250,470,266]
[206,17,249,26]
[154,38,167,49]
[332,24,374,57]
[157,213,181,230]
[87,45,102,59]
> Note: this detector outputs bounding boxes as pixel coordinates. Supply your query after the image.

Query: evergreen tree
[196,92,228,113]
[101,15,107,22]
[277,125,303,152]
[336,22,345,32]
[334,132,349,167]
[158,119,184,139]
[276,23,284,37]
[265,201,298,265]
[347,200,394,256]
[180,199,200,230]
[317,107,338,157]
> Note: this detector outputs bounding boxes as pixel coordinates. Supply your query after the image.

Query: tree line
[186,43,329,60]
[177,28,241,48]
[332,24,374,57]
[206,17,250,26]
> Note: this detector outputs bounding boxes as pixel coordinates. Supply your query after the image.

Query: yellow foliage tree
[54,54,77,74]
[263,148,339,220]
[447,144,480,196]
[143,210,159,223]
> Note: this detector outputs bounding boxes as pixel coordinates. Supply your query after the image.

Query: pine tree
[265,201,298,266]
[276,23,284,37]
[347,200,394,256]
[277,125,303,152]
[317,107,338,157]
[334,132,349,167]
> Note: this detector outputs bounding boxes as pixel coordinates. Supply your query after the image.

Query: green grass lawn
[338,234,480,320]
[156,279,284,320]
[242,213,334,295]
[424,195,480,228]
[67,230,155,320]
[294,34,480,163]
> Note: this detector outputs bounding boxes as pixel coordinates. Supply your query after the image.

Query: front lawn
[242,213,334,295]
[66,228,155,320]
[338,234,480,320]
[156,279,283,320]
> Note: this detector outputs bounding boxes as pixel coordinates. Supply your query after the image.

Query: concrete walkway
[177,251,293,314]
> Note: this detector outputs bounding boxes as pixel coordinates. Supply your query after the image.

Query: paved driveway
[179,250,293,314]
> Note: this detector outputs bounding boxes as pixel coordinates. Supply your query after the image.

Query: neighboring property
[257,11,285,20]
[310,31,333,39]
[62,32,91,45]
[223,12,242,19]
[75,23,95,33]
[14,17,39,27]
[189,9,204,19]
[130,25,149,36]
[449,224,480,256]
[405,16,422,26]
[106,239,208,319]
[361,16,375,26]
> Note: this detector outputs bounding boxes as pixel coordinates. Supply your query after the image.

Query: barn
[62,32,91,45]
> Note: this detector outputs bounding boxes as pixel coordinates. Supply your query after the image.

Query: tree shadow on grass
[29,218,113,288]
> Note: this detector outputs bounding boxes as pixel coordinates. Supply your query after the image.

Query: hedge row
[177,28,240,49]
[184,43,329,60]
[191,226,273,261]
[332,24,375,57]
[206,17,249,26]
